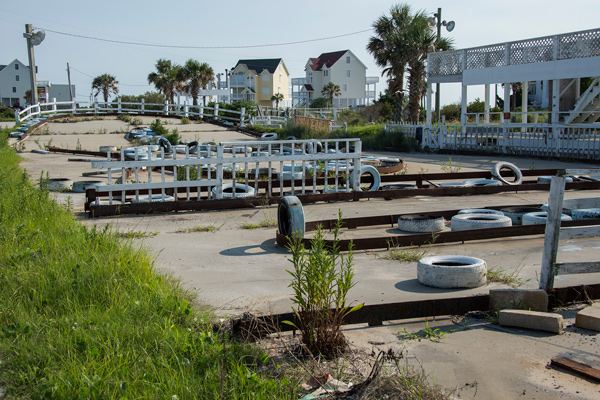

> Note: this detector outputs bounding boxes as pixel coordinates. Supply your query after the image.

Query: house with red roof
[291,50,378,108]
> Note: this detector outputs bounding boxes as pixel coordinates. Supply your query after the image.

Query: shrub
[149,118,168,136]
[285,211,362,357]
[164,127,180,145]
[181,117,191,124]
[309,97,331,108]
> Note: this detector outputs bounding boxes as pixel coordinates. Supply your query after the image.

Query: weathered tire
[491,162,522,185]
[349,165,381,191]
[130,194,176,203]
[418,255,487,289]
[72,180,104,193]
[31,149,50,154]
[451,214,512,231]
[47,178,73,191]
[537,176,573,184]
[99,145,116,153]
[439,182,471,188]
[522,212,572,225]
[397,215,445,233]
[158,137,172,153]
[500,206,542,225]
[278,171,303,180]
[278,196,305,238]
[212,183,255,199]
[571,208,600,220]
[186,141,198,154]
[463,179,502,187]
[457,209,503,215]
[261,132,277,140]
[381,184,418,190]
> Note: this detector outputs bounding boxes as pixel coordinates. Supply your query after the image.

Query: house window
[279,74,282,83]
[278,87,281,94]
[343,84,347,92]
[262,73,269,81]
[15,63,19,70]
[346,70,351,78]
[16,75,19,81]
[262,86,270,95]
[346,56,350,64]
[13,87,17,93]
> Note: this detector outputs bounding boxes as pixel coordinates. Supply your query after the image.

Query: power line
[70,66,149,87]
[36,27,372,49]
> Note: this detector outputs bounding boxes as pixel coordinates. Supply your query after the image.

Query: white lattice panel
[429,51,463,76]
[510,37,553,65]
[559,30,600,60]
[466,45,505,69]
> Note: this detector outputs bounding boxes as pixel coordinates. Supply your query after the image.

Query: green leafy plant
[284,211,362,357]
[487,265,529,288]
[116,230,159,239]
[440,157,462,173]
[130,117,143,126]
[176,224,222,233]
[181,117,191,124]
[399,320,451,342]
[116,114,131,123]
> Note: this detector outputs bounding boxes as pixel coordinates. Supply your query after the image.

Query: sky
[1,0,598,106]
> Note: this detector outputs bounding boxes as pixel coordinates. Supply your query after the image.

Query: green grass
[116,230,159,239]
[239,218,277,230]
[0,128,296,398]
[176,224,222,233]
[487,265,528,288]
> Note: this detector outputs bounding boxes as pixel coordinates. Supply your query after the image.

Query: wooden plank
[555,261,600,275]
[559,225,600,240]
[550,357,600,382]
[540,176,567,292]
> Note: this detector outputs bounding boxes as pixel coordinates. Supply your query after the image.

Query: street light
[23,24,45,106]
[428,8,455,123]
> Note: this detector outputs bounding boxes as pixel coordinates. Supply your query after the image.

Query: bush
[309,97,331,108]
[285,212,361,357]
[331,125,418,152]
[0,105,15,121]
[149,118,168,136]
[164,127,180,145]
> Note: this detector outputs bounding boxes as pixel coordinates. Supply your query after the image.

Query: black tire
[500,206,542,225]
[451,214,512,231]
[158,137,172,153]
[398,214,445,233]
[278,196,305,238]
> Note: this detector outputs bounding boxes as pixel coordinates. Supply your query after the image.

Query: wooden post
[164,100,169,116]
[118,97,122,114]
[240,107,245,126]
[214,103,219,119]
[484,84,490,124]
[539,175,566,292]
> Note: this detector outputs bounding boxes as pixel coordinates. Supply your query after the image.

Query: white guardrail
[88,139,364,205]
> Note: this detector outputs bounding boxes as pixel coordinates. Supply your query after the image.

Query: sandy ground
[11,116,600,399]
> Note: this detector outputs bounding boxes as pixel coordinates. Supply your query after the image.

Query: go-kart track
[7,116,600,399]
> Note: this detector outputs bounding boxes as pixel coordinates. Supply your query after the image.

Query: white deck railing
[88,138,363,205]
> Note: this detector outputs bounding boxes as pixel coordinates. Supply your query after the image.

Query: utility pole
[66,63,73,102]
[25,24,38,105]
[435,8,442,124]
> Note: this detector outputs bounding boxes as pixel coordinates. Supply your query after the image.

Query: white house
[291,50,378,108]
[0,59,75,107]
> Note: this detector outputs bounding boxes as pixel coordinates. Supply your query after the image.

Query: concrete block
[499,309,563,334]
[489,289,548,312]
[575,306,600,332]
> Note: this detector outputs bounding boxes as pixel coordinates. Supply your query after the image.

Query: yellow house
[230,58,289,107]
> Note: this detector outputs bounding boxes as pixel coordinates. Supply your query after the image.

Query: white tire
[451,213,512,231]
[418,255,487,289]
[278,196,305,238]
[457,209,503,215]
[47,178,73,191]
[99,146,116,153]
[278,171,303,180]
[439,182,471,188]
[463,179,502,187]
[350,165,381,191]
[261,132,277,140]
[571,208,600,220]
[212,183,255,199]
[500,206,542,225]
[537,176,573,184]
[397,215,445,233]
[491,162,522,185]
[131,194,176,203]
[72,180,104,193]
[522,212,572,225]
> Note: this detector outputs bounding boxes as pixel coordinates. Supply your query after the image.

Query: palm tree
[148,59,182,106]
[406,25,453,121]
[321,82,341,107]
[271,93,284,109]
[178,59,214,106]
[367,4,453,122]
[367,4,416,115]
[91,74,119,103]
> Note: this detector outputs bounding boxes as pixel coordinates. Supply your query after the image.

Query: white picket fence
[88,138,363,205]
[16,99,252,126]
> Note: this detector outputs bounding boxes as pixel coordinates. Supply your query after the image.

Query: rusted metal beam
[230,283,600,334]
[278,219,600,251]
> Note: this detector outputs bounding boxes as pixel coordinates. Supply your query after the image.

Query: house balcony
[366,90,376,98]
[366,76,379,85]
[230,79,245,88]
[291,77,307,85]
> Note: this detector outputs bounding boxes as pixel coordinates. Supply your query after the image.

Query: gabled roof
[0,65,6,72]
[308,50,348,71]
[304,84,314,91]
[233,59,283,75]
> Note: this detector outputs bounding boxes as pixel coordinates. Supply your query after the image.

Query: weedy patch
[487,265,528,288]
[440,157,462,173]
[116,230,159,239]
[399,320,453,342]
[239,218,277,230]
[177,224,222,233]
